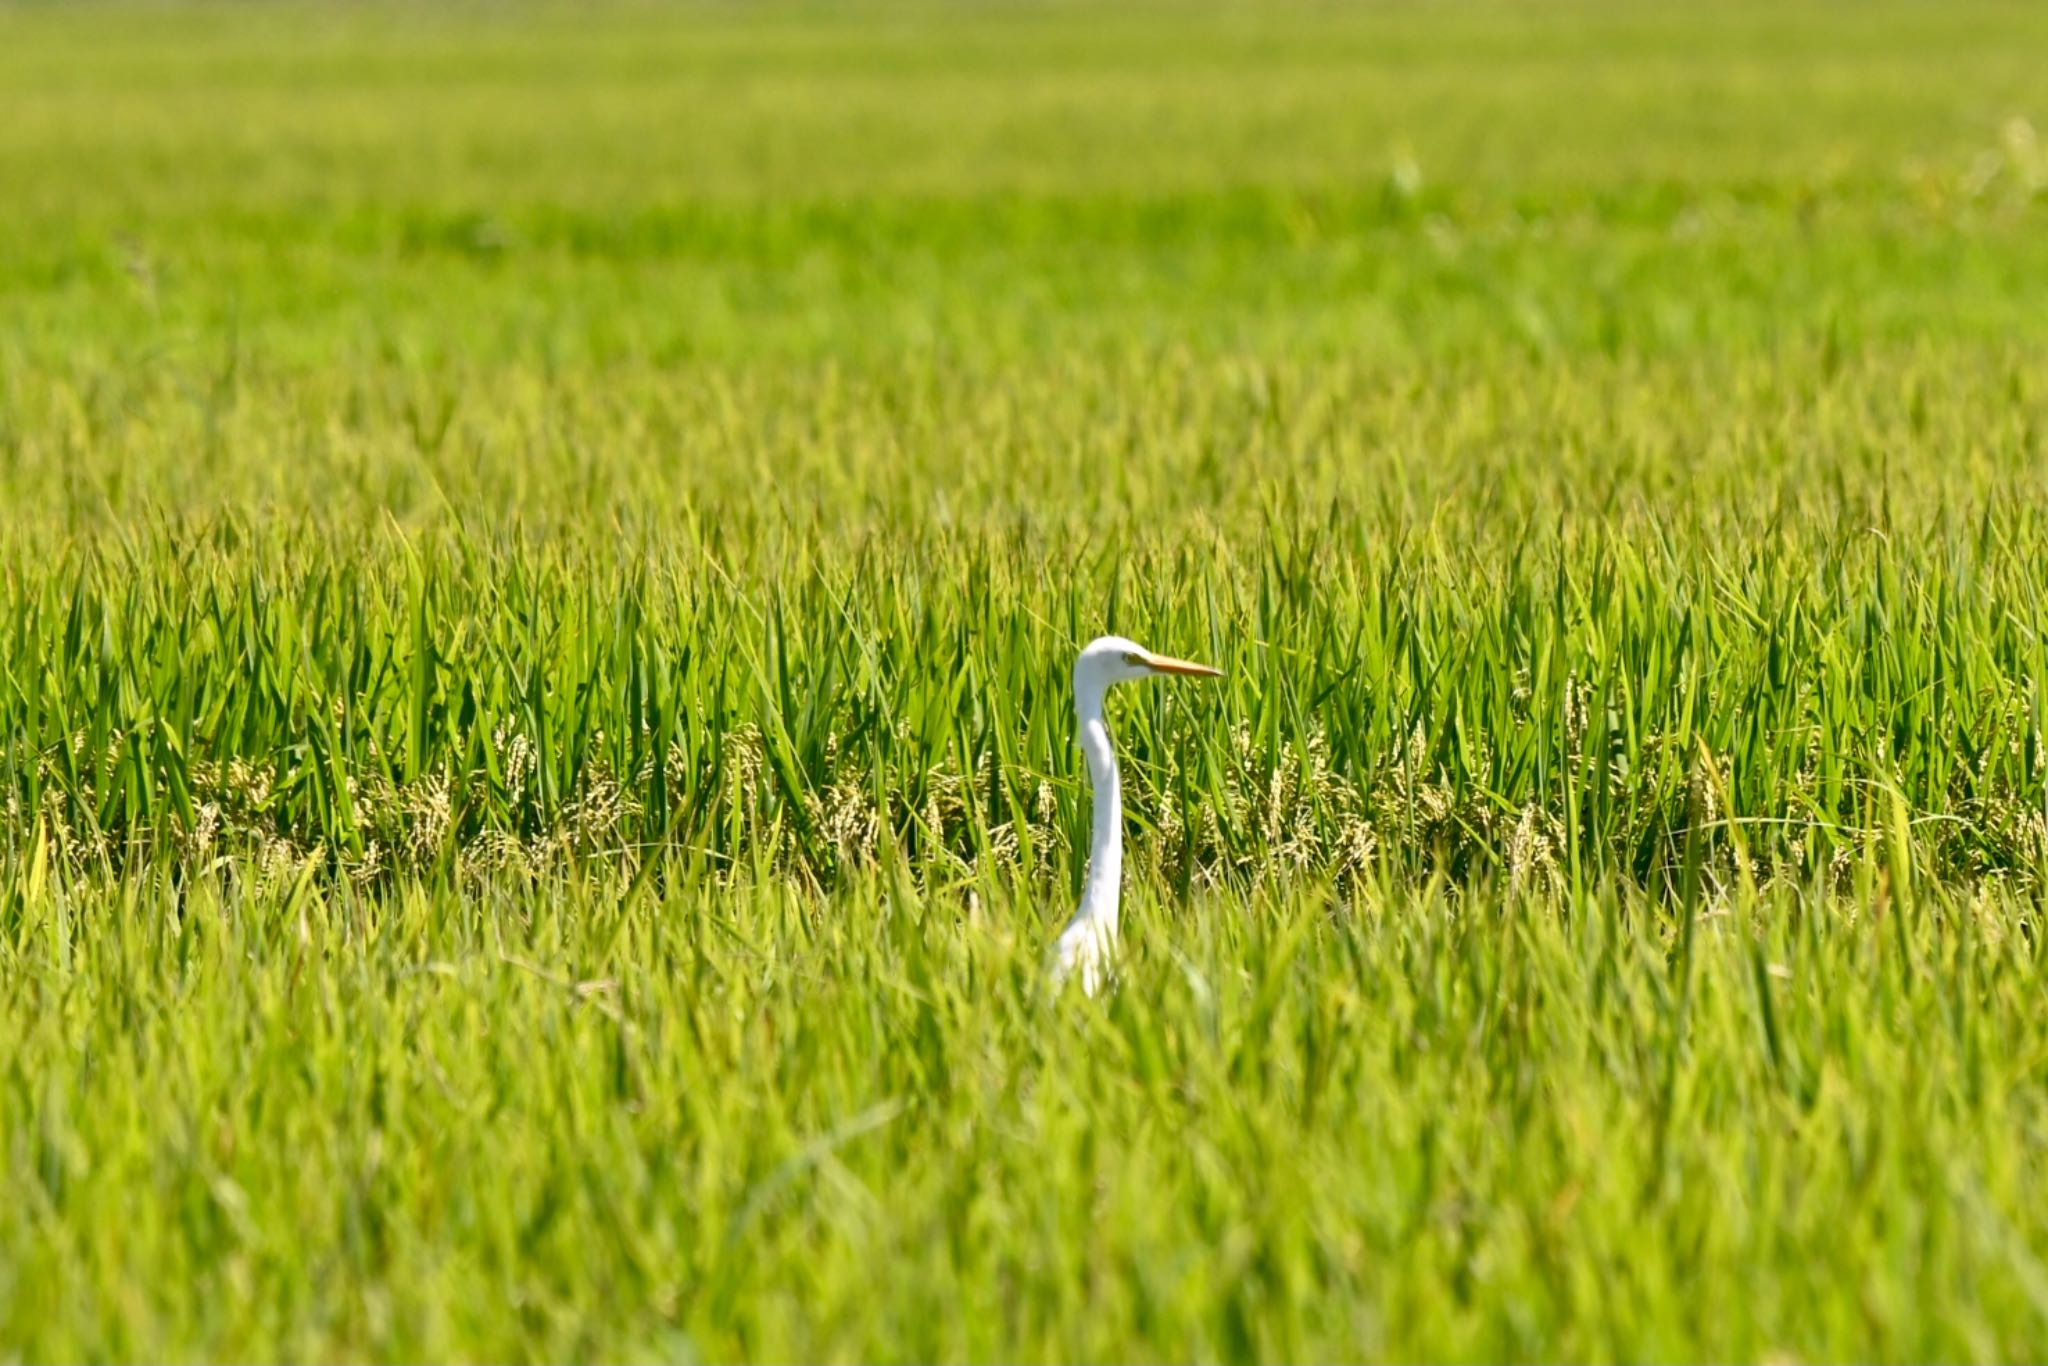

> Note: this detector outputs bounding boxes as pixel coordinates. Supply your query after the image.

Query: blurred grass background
[5,1,2046,527]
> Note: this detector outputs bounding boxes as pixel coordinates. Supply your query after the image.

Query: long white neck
[1075,684,1122,936]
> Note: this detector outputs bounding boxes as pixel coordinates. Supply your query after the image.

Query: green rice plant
[4,0,2048,1359]
[4,866,2046,1360]
[7,501,2048,896]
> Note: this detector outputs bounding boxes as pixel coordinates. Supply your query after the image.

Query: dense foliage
[3,2,2046,1359]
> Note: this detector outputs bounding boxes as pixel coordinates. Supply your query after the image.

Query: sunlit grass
[3,0,2048,1360]
[7,867,2046,1360]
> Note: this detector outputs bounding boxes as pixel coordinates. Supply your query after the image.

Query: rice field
[4,1,2048,1360]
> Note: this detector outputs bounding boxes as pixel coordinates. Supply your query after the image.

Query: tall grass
[6,867,2047,1361]
[7,350,2048,895]
[4,0,2048,1359]
[8,494,2048,898]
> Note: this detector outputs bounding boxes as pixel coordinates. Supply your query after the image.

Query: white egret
[1051,635,1222,995]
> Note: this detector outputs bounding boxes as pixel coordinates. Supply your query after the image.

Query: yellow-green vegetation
[4,1,2048,1359]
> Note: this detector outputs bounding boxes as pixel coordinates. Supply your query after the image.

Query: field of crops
[5,1,2048,1360]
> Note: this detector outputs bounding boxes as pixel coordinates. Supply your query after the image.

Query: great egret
[1051,635,1222,994]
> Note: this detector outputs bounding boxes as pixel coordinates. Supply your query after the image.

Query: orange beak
[1142,651,1224,678]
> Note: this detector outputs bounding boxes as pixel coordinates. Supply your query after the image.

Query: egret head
[1073,635,1222,712]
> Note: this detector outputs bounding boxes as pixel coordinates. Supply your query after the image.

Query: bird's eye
[1122,652,1145,666]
